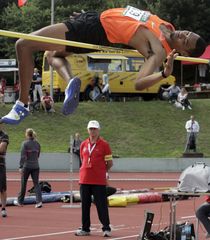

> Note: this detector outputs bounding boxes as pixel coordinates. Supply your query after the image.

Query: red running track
[1,172,207,240]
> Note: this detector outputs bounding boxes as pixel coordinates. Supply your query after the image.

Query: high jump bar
[0,29,209,64]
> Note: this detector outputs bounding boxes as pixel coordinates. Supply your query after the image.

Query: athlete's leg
[1,191,7,217]
[1,23,75,124]
[16,23,69,104]
[45,50,74,81]
[45,49,81,115]
[1,191,7,209]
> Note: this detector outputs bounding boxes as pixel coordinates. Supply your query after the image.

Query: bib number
[123,6,150,22]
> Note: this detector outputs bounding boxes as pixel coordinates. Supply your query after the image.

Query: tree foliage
[150,0,210,43]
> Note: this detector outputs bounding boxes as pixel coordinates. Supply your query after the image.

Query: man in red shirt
[75,120,113,237]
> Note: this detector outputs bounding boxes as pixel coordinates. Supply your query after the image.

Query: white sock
[16,100,25,107]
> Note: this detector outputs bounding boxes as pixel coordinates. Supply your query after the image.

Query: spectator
[0,126,9,217]
[162,82,180,103]
[102,71,111,101]
[0,77,6,106]
[198,64,208,82]
[72,132,82,167]
[196,197,210,239]
[41,91,55,113]
[84,74,102,101]
[32,68,43,103]
[184,115,200,152]
[176,87,192,110]
[75,120,113,237]
[14,128,42,208]
[29,82,34,102]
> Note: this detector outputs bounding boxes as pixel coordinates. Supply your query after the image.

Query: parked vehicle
[42,51,175,101]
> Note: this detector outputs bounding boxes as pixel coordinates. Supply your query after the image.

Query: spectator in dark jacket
[72,132,82,167]
[14,128,42,208]
[0,126,9,217]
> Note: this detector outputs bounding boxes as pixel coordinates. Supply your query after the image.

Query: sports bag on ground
[28,181,52,194]
[177,162,210,192]
[147,222,195,240]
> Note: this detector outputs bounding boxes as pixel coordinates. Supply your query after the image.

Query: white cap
[87,120,100,129]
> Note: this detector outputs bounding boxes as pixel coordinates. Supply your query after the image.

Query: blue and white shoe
[62,77,81,115]
[0,101,29,125]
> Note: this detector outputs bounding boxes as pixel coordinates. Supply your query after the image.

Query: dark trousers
[185,132,197,152]
[18,167,42,204]
[196,202,210,234]
[169,93,178,102]
[181,98,191,108]
[80,184,111,232]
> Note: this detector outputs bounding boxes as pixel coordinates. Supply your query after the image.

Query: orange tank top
[100,6,175,55]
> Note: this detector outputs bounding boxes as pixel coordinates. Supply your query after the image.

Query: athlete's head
[170,31,206,57]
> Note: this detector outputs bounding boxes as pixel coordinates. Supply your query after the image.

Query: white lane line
[0,230,75,240]
[1,224,141,240]
[181,215,196,219]
[110,235,139,240]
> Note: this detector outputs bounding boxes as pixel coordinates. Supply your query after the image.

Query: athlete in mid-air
[1,6,206,124]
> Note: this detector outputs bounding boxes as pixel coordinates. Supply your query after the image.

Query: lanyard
[191,121,194,130]
[88,143,96,164]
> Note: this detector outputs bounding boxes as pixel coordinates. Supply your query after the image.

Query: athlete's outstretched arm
[134,49,178,90]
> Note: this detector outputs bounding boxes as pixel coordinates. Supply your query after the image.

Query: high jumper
[0,5,206,124]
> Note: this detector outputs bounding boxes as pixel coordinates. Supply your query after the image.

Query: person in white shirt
[102,71,111,101]
[198,64,208,82]
[184,115,200,152]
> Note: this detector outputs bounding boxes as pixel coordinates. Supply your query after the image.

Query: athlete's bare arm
[129,27,177,90]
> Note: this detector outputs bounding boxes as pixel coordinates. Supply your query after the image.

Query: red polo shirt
[79,137,112,185]
[205,196,210,202]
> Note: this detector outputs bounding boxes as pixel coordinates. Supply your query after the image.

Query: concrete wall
[6,153,210,172]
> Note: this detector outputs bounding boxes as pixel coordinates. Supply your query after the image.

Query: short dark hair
[189,37,207,57]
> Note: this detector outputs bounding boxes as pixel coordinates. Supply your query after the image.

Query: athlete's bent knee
[45,51,54,65]
[15,38,24,49]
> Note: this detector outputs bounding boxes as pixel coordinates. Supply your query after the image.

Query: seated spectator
[162,82,180,103]
[41,91,55,113]
[0,77,6,106]
[83,74,102,101]
[0,90,4,106]
[175,87,192,110]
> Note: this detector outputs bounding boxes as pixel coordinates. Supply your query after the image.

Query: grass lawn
[0,99,210,157]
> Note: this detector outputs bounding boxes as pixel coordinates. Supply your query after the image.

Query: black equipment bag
[28,181,51,194]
